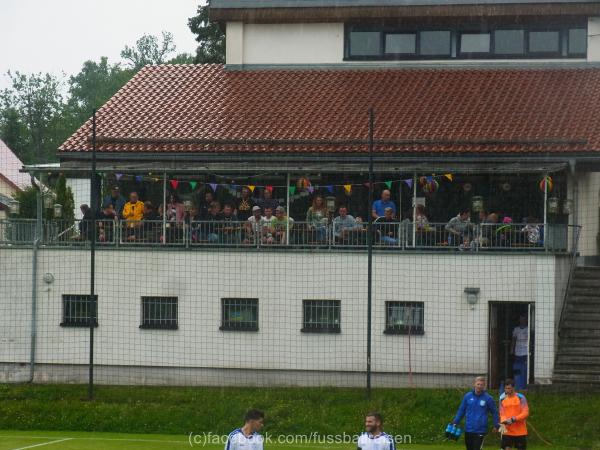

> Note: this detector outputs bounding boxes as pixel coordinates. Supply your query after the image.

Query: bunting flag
[343,184,352,194]
[247,185,256,193]
[307,186,314,194]
[115,173,123,181]
[444,173,453,182]
[404,179,413,189]
[170,180,179,190]
[189,181,197,190]
[265,185,274,193]
[135,175,143,183]
[384,180,392,189]
[326,185,334,194]
[209,183,218,192]
[289,186,296,195]
[426,176,434,183]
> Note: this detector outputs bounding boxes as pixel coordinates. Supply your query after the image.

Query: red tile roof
[59,64,600,155]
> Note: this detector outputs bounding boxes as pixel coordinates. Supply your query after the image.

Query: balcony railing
[0,219,570,252]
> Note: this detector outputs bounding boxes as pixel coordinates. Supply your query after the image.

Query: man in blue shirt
[371,189,397,220]
[453,376,500,450]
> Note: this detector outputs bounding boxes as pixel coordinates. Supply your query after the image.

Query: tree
[53,174,75,222]
[189,4,225,64]
[67,57,134,126]
[13,186,38,219]
[120,31,177,70]
[0,71,67,164]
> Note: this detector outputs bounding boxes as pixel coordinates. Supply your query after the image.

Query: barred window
[220,298,258,331]
[385,301,424,335]
[302,300,341,333]
[60,294,98,327]
[140,297,178,330]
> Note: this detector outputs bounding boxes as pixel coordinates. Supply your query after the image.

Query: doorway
[488,302,535,390]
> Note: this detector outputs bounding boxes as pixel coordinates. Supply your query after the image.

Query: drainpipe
[28,174,42,383]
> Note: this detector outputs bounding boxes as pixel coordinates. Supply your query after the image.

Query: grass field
[1,385,599,449]
[0,430,587,450]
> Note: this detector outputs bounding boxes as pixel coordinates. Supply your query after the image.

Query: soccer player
[499,378,529,450]
[357,412,396,450]
[452,376,500,450]
[225,409,265,450]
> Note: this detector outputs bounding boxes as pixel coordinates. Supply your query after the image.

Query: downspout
[28,174,42,383]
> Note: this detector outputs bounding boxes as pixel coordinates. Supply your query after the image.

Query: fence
[0,218,570,252]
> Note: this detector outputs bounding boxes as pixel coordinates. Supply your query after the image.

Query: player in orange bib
[499,378,529,450]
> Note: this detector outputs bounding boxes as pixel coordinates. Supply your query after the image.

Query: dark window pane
[385,34,416,54]
[420,31,451,56]
[350,31,380,56]
[385,301,424,335]
[221,298,258,331]
[461,33,490,53]
[494,29,525,55]
[529,31,560,53]
[302,300,341,333]
[140,297,178,329]
[569,28,587,55]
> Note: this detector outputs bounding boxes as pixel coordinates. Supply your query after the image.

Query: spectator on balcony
[372,189,397,220]
[186,205,203,243]
[97,203,116,243]
[203,201,223,243]
[160,193,185,223]
[306,195,329,243]
[79,204,95,241]
[521,217,543,245]
[236,186,255,221]
[261,206,276,244]
[272,206,293,245]
[445,209,472,247]
[142,201,161,242]
[199,191,215,220]
[122,191,144,224]
[219,203,240,244]
[414,204,430,231]
[333,206,361,244]
[244,205,263,245]
[102,186,126,216]
[375,207,398,246]
[257,188,279,212]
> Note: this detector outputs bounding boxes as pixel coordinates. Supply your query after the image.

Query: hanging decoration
[501,182,511,192]
[115,173,123,181]
[444,174,453,181]
[189,181,198,190]
[265,185,274,194]
[247,185,256,193]
[423,179,439,195]
[169,180,179,190]
[384,180,392,189]
[289,186,297,195]
[539,176,553,193]
[326,185,334,194]
[209,183,218,192]
[343,184,352,194]
[135,175,143,183]
[404,179,413,189]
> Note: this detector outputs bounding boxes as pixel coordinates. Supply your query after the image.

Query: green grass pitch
[0,431,585,450]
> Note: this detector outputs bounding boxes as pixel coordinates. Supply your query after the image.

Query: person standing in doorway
[511,315,529,390]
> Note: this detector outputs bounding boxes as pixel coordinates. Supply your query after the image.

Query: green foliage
[188,4,225,64]
[0,385,598,448]
[13,185,38,219]
[120,31,178,70]
[53,174,75,222]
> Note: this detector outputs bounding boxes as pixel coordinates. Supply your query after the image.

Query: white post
[543,173,548,250]
[412,172,417,248]
[286,172,291,245]
[162,173,167,245]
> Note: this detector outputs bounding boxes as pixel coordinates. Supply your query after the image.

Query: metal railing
[0,218,572,252]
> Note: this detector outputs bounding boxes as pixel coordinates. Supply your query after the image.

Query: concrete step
[563,312,600,322]
[571,278,600,288]
[574,267,600,277]
[567,288,600,298]
[553,369,600,383]
[560,328,600,338]
[566,296,600,306]
[562,320,600,329]
[557,347,600,356]
[558,338,600,348]
[555,355,600,366]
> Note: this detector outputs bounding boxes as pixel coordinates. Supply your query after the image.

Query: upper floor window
[345,22,587,60]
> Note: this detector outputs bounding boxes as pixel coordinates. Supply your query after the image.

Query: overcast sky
[0,0,200,89]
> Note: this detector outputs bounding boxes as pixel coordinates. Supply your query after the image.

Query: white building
[1,0,600,388]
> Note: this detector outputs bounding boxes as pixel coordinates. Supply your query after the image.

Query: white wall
[0,248,559,386]
[66,178,90,220]
[227,20,599,66]
[575,172,600,256]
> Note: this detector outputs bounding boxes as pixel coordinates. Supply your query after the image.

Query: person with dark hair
[499,378,529,450]
[219,203,240,244]
[357,411,395,450]
[97,203,116,243]
[225,409,265,450]
[142,201,161,242]
[510,315,530,390]
[445,209,472,247]
[78,204,95,241]
[102,185,125,216]
[199,191,215,220]
[257,188,279,212]
[236,186,255,221]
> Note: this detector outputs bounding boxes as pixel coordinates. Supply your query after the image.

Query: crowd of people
[75,186,543,248]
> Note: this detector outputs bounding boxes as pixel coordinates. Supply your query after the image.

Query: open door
[488,302,535,390]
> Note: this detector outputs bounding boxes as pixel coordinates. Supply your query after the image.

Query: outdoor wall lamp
[53,203,63,218]
[547,196,560,215]
[43,192,54,209]
[8,199,19,216]
[562,199,574,215]
[471,196,484,212]
[326,196,336,213]
[464,287,480,310]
